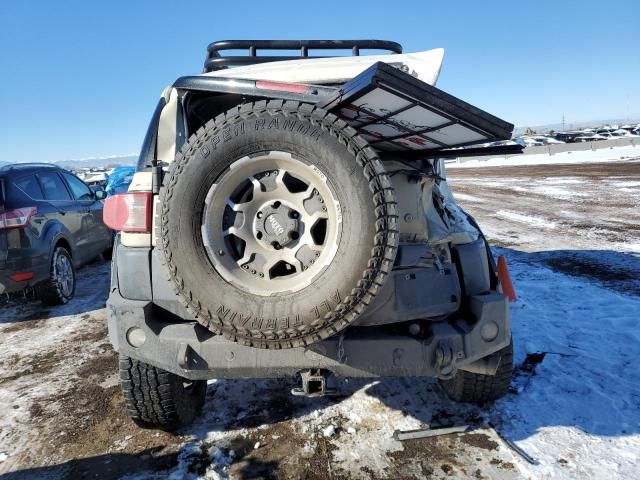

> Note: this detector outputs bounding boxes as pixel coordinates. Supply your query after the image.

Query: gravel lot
[1,159,638,479]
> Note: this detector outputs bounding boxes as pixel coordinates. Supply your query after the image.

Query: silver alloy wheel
[201,151,342,295]
[54,252,74,298]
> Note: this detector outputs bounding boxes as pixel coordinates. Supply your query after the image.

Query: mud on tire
[440,342,513,404]
[119,356,207,430]
[160,100,398,349]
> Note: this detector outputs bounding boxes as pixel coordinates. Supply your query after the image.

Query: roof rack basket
[203,39,403,73]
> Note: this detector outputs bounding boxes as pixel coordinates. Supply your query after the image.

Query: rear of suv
[105,40,516,430]
[0,163,113,304]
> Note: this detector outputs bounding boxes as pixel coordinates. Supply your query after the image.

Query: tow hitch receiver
[291,369,336,397]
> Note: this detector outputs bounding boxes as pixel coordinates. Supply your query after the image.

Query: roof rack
[203,39,403,73]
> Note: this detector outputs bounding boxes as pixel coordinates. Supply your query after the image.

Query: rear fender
[43,221,75,263]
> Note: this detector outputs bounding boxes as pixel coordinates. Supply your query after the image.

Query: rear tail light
[0,207,37,229]
[255,80,310,94]
[103,193,152,232]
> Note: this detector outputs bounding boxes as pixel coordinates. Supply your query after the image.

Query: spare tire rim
[202,151,342,295]
[54,253,74,297]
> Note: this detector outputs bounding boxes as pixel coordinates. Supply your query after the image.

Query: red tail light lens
[103,193,152,232]
[255,80,310,94]
[0,207,37,229]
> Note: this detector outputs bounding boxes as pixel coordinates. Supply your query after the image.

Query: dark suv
[0,163,113,304]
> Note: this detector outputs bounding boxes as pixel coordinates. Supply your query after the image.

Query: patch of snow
[322,425,336,437]
[545,177,583,184]
[528,185,587,199]
[453,192,484,202]
[447,145,639,169]
[608,180,640,187]
[495,210,556,229]
[493,248,640,480]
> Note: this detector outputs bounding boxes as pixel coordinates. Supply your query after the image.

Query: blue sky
[1,0,638,163]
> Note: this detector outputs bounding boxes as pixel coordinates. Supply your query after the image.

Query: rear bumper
[107,288,510,381]
[0,255,49,295]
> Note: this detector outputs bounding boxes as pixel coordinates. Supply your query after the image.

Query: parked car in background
[532,135,565,145]
[553,132,583,143]
[596,131,615,139]
[611,129,640,138]
[0,163,113,304]
[83,171,108,188]
[575,134,607,142]
[514,136,544,147]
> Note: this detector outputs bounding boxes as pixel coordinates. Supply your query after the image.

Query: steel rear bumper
[107,290,510,381]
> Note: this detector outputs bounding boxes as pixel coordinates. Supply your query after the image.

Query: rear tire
[38,246,75,305]
[440,342,513,403]
[119,355,207,430]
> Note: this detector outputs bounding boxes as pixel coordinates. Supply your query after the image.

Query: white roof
[202,49,445,86]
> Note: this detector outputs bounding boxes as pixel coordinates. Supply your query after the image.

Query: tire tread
[440,343,513,404]
[160,101,399,349]
[119,355,205,430]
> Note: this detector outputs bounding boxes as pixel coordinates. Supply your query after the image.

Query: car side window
[15,174,44,200]
[62,172,93,201]
[38,172,72,201]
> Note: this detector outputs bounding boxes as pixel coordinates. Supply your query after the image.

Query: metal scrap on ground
[394,424,469,441]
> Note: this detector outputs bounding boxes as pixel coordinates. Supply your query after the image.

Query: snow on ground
[1,159,640,479]
[498,248,640,479]
[447,144,638,168]
[448,160,640,254]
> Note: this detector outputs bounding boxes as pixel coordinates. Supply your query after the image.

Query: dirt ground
[446,159,640,253]
[0,159,638,479]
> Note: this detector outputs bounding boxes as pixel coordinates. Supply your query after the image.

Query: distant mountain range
[55,154,138,168]
[0,154,138,169]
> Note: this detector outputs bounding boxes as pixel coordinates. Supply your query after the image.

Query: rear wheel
[38,246,75,305]
[440,342,513,403]
[119,355,207,430]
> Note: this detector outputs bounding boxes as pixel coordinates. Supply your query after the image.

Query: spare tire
[161,100,398,348]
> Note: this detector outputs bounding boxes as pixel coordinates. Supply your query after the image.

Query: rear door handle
[58,209,67,215]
